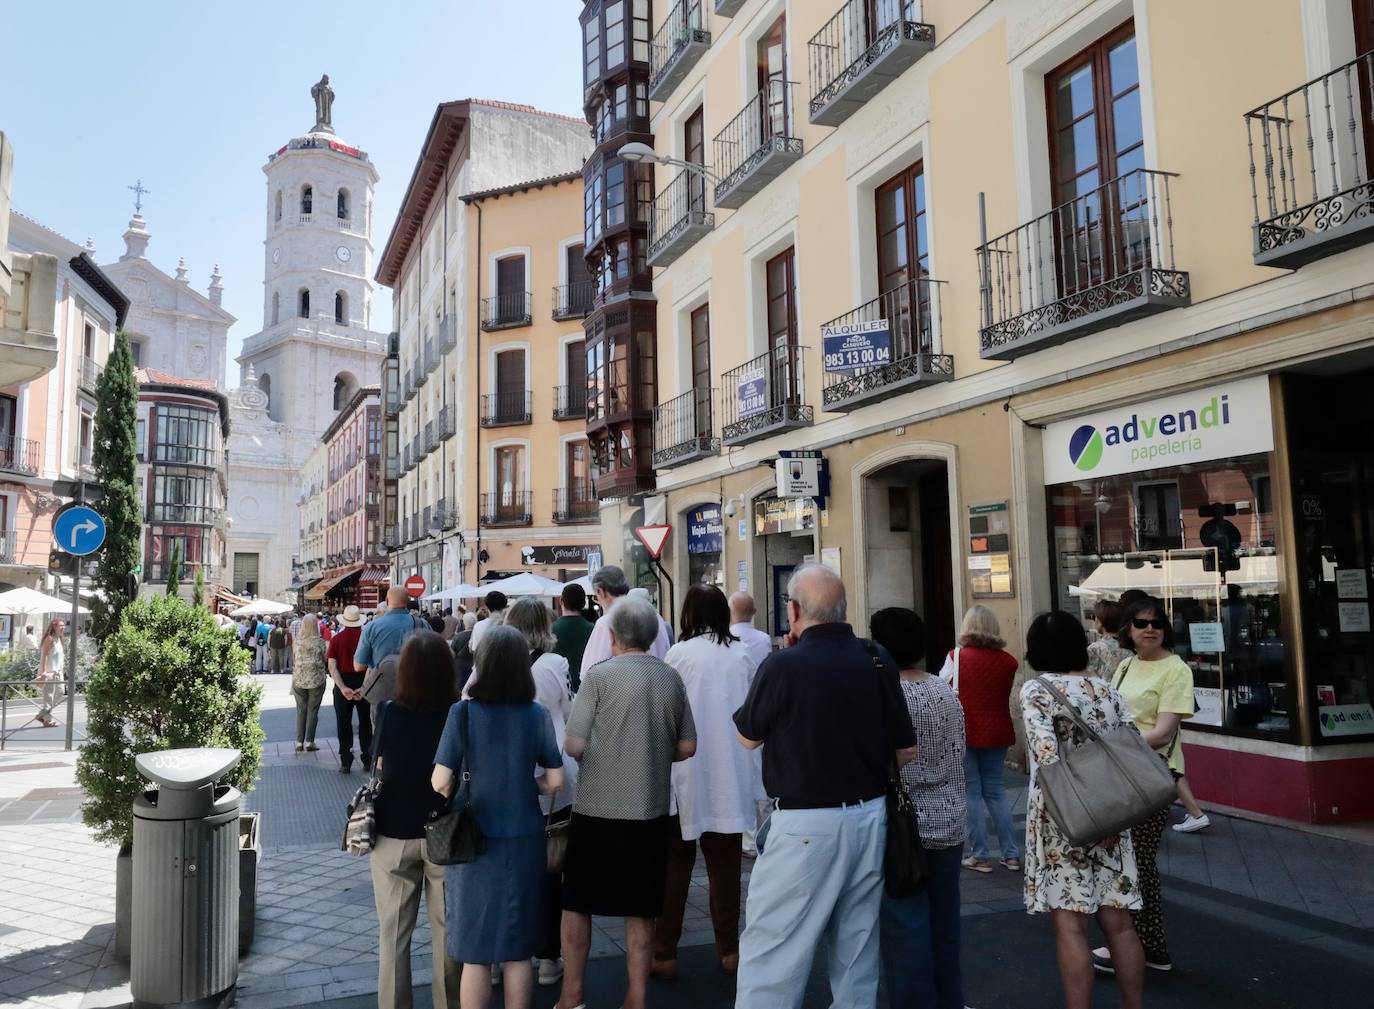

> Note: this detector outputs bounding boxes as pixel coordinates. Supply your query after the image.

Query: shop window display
[1048,454,1289,737]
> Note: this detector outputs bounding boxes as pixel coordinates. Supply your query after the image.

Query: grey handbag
[1031,676,1177,847]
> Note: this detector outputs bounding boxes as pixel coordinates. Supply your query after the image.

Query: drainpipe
[474,200,484,583]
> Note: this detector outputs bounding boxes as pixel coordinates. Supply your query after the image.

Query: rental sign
[1041,376,1274,484]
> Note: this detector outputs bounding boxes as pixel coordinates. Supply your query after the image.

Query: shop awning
[305,564,365,601]
[1069,554,1279,601]
[359,565,390,585]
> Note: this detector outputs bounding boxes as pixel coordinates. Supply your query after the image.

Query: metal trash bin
[131,748,242,1008]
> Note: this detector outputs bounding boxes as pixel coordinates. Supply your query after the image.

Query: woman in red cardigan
[941,604,1022,873]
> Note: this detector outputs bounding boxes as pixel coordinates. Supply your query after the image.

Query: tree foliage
[90,331,142,642]
[76,595,263,848]
[192,563,205,609]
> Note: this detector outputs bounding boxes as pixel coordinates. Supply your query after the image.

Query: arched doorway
[859,456,958,665]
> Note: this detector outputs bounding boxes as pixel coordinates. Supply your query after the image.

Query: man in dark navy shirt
[733,564,915,1009]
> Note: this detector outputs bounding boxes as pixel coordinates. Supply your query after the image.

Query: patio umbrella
[481,572,566,598]
[0,586,88,616]
[423,584,482,603]
[228,598,295,618]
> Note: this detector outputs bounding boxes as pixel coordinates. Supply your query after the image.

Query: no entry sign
[405,574,427,598]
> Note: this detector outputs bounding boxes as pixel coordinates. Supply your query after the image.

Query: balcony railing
[344,497,357,516]
[421,505,433,536]
[714,80,804,210]
[384,526,399,549]
[298,213,313,225]
[715,0,746,15]
[553,487,599,524]
[0,436,41,477]
[79,356,102,395]
[438,315,456,353]
[552,282,596,321]
[423,422,436,456]
[808,0,935,127]
[402,367,416,402]
[653,387,719,468]
[721,344,813,446]
[552,384,587,421]
[976,168,1190,361]
[79,446,94,476]
[436,498,458,530]
[650,0,711,101]
[481,391,533,427]
[480,491,533,527]
[820,276,953,412]
[1246,51,1374,268]
[402,445,413,473]
[410,434,421,465]
[0,529,17,564]
[481,292,533,331]
[148,502,218,525]
[439,405,456,440]
[648,168,715,267]
[414,350,429,386]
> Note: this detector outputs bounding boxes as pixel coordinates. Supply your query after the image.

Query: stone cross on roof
[127,179,150,214]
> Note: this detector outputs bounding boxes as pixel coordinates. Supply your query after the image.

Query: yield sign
[634,524,672,560]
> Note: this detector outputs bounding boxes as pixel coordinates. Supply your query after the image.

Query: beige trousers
[370,834,459,1009]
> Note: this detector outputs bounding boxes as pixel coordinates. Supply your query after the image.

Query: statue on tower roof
[311,75,335,135]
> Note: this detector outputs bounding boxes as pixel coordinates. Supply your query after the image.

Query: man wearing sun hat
[327,604,372,773]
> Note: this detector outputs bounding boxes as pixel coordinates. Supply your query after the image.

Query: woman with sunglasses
[1091,596,1193,977]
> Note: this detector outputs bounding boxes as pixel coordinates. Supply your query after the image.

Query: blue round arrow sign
[53,506,107,557]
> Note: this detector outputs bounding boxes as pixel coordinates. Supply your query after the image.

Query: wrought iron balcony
[0,529,13,565]
[653,387,719,468]
[481,391,533,427]
[384,526,399,549]
[648,168,714,267]
[0,436,40,477]
[402,367,416,402]
[481,291,533,331]
[344,497,357,516]
[439,405,456,440]
[820,276,953,412]
[553,487,599,525]
[721,345,813,446]
[553,384,587,421]
[714,80,804,210]
[422,505,433,536]
[423,336,439,375]
[437,314,457,353]
[552,282,596,321]
[410,434,421,465]
[423,422,437,456]
[1246,51,1374,268]
[79,446,94,477]
[436,498,458,530]
[480,491,533,527]
[808,0,935,127]
[148,502,218,526]
[976,168,1189,361]
[402,445,413,473]
[650,0,711,102]
[414,352,429,387]
[79,356,103,395]
[715,0,746,15]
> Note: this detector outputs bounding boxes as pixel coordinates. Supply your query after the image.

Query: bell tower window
[337,188,350,221]
[272,291,280,325]
[335,291,347,325]
[299,288,310,319]
[301,185,313,216]
[274,190,282,222]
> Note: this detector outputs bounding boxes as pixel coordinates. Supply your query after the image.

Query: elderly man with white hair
[558,595,696,1009]
[578,565,671,681]
[732,564,916,1009]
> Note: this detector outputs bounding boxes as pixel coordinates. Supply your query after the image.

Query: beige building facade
[579,0,1374,822]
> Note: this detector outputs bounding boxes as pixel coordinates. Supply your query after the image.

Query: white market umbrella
[228,598,295,618]
[565,575,592,592]
[423,584,482,603]
[0,586,88,616]
[481,572,565,598]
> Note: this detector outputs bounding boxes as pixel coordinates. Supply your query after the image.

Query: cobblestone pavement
[1,674,1371,1008]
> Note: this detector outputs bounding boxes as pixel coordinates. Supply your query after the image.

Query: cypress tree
[90,331,142,642]
[192,562,205,609]
[165,540,182,598]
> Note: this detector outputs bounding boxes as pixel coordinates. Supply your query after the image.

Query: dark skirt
[444,833,546,964]
[562,813,669,918]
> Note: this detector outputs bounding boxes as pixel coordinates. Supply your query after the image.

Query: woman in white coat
[503,597,578,988]
[651,584,763,979]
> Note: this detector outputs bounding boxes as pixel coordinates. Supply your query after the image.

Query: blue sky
[4,1,585,384]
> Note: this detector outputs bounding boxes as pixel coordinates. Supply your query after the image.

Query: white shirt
[20,631,38,649]
[580,609,671,679]
[730,622,772,676]
[532,652,577,814]
[663,636,765,839]
[469,612,503,652]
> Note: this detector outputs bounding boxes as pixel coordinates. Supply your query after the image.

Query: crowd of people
[237,561,1204,1009]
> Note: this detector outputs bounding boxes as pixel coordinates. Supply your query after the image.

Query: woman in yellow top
[1091,596,1193,977]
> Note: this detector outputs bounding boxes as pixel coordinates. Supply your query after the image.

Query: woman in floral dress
[1020,610,1144,1009]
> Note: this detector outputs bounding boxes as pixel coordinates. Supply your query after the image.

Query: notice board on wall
[968,501,1014,598]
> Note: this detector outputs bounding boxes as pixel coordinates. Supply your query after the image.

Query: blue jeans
[964,746,1021,861]
[880,844,964,1009]
[735,797,886,1009]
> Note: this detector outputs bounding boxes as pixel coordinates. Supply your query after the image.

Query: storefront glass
[1048,453,1291,738]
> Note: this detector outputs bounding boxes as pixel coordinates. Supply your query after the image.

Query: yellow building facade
[579,0,1374,821]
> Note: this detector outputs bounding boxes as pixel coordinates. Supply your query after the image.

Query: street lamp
[618,142,723,184]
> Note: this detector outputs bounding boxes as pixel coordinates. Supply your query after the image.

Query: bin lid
[135,748,241,790]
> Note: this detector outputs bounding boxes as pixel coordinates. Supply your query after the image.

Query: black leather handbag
[424,702,485,865]
[884,759,928,897]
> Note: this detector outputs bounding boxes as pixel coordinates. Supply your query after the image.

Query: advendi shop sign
[1041,377,1274,484]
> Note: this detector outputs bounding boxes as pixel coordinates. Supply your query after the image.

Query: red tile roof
[136,367,218,391]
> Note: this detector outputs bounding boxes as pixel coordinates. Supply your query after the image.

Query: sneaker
[1172,813,1211,833]
[961,857,994,873]
[537,958,564,986]
[1146,958,1174,972]
[999,857,1022,871]
[1091,948,1114,975]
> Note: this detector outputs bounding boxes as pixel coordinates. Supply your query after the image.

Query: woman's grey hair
[787,564,847,623]
[591,564,630,597]
[607,596,660,652]
[958,603,1005,649]
[473,624,531,684]
[504,597,557,653]
[462,612,477,631]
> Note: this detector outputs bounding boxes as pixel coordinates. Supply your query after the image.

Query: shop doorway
[751,495,818,640]
[861,460,956,666]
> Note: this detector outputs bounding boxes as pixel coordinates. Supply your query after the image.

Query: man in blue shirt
[355,587,419,689]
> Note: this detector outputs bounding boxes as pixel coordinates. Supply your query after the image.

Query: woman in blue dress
[432,625,564,1009]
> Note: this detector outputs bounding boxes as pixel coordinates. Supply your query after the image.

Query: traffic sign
[634,524,672,560]
[53,506,107,556]
[404,574,427,598]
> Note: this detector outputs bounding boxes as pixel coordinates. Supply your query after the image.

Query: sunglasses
[1132,617,1168,631]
